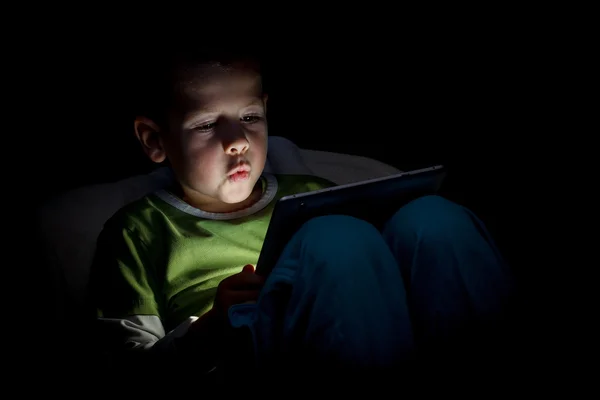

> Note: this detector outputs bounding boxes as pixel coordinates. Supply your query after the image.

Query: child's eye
[194,122,217,132]
[241,115,261,123]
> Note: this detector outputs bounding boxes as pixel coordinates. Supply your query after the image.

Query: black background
[11,12,576,383]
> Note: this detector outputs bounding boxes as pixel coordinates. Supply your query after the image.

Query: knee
[298,214,382,253]
[383,195,474,242]
[293,215,388,274]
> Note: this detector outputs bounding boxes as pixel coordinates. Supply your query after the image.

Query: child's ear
[134,116,166,163]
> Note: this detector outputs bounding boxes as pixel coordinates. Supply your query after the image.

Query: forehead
[174,64,262,106]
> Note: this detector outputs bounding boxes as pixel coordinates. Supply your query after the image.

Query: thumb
[242,264,255,273]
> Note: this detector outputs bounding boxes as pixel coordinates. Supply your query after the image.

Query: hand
[213,264,265,322]
[180,265,264,367]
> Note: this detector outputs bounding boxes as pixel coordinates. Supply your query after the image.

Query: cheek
[184,141,221,175]
[249,130,268,153]
[252,139,268,165]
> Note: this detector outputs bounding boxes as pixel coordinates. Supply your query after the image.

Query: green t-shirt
[91,173,334,332]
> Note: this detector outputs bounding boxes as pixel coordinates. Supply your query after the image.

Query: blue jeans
[229,195,514,377]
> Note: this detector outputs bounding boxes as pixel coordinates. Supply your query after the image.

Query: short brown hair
[134,43,265,128]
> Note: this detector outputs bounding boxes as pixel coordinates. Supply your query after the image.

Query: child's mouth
[228,171,250,182]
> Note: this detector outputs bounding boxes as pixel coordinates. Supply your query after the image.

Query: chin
[221,188,254,204]
[222,195,250,205]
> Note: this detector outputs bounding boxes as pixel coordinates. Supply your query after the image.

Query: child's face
[159,65,268,210]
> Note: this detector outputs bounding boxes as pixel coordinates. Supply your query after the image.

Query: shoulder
[101,193,174,245]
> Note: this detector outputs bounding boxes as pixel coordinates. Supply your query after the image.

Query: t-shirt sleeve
[91,220,163,320]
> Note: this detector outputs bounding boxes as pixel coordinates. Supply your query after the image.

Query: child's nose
[220,119,249,155]
[223,132,249,155]
[224,136,249,155]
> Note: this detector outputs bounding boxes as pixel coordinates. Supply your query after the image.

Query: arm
[90,220,224,371]
[173,308,223,371]
[173,264,264,369]
[90,219,262,373]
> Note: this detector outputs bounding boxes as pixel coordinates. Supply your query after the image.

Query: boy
[90,48,336,375]
[90,48,515,383]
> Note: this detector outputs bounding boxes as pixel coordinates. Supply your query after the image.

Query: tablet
[255,164,447,276]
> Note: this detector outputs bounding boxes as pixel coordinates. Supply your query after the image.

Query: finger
[242,264,255,273]
[225,271,266,289]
